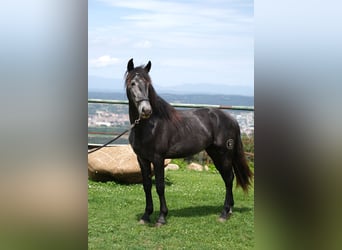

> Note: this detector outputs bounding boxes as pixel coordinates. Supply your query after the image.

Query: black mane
[147,84,180,123]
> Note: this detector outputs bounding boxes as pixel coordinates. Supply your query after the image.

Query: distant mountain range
[88,91,254,107]
[89,76,254,96]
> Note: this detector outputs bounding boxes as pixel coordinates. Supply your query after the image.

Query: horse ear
[127,58,134,72]
[145,61,151,73]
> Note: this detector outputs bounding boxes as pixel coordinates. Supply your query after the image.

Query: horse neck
[151,94,179,123]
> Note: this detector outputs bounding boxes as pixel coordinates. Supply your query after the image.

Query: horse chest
[129,129,157,160]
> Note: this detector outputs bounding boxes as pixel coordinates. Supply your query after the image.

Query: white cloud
[133,40,152,49]
[99,0,252,32]
[99,0,188,14]
[88,55,120,68]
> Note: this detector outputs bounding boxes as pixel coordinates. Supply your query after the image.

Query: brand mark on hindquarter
[226,139,234,150]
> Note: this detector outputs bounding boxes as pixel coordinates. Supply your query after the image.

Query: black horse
[125,58,253,226]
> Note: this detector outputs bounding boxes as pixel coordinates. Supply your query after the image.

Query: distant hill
[88,91,254,107]
[156,83,254,96]
[88,76,253,96]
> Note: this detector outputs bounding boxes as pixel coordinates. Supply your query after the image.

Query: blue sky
[89,0,254,95]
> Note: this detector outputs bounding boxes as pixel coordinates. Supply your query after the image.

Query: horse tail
[233,130,253,193]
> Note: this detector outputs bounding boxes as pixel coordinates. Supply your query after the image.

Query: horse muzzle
[141,112,152,119]
[138,101,152,119]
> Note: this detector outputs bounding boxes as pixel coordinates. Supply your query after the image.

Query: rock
[187,162,204,171]
[88,145,141,183]
[164,159,172,166]
[165,163,179,171]
[88,145,170,183]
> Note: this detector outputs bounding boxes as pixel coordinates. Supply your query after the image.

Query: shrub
[170,133,254,170]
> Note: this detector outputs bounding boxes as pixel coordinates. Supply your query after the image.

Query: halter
[136,98,150,103]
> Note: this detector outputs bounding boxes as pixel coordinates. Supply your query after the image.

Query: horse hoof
[155,222,165,227]
[218,217,227,223]
[218,212,232,222]
[138,219,149,225]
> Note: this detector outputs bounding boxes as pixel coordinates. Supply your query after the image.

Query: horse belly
[165,136,209,159]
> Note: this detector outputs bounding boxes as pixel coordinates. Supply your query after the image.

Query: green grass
[88,169,254,249]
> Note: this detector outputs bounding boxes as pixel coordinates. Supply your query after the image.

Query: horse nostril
[142,107,150,113]
[141,107,152,118]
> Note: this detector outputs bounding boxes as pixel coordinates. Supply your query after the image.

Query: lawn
[88,168,254,249]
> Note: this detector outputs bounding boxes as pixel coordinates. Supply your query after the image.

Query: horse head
[125,58,152,119]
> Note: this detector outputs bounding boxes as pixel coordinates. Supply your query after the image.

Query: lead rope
[88,118,140,154]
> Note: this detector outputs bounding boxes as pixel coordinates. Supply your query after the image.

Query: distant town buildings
[234,111,254,136]
[88,109,130,127]
[88,107,254,137]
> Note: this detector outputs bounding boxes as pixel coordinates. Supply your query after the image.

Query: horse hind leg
[206,147,234,221]
[219,167,234,222]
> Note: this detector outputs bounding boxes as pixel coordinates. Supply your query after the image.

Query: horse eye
[131,81,136,86]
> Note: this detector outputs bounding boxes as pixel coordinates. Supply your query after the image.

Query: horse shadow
[135,205,252,222]
[170,205,252,218]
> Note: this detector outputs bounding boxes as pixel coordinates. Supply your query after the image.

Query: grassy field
[88,168,254,249]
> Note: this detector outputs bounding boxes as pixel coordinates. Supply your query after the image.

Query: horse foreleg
[138,157,153,224]
[154,158,168,226]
